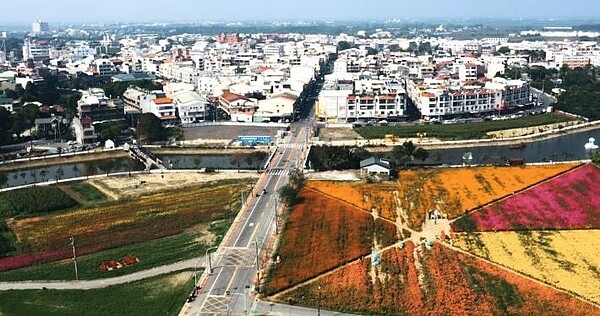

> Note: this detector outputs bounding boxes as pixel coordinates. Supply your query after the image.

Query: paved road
[181,119,314,316]
[253,301,356,316]
[0,256,207,290]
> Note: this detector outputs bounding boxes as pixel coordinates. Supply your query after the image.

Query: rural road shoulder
[0,255,206,290]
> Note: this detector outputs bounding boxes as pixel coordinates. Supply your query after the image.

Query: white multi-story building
[22,38,50,61]
[318,80,407,123]
[408,77,530,120]
[72,116,96,145]
[172,90,208,124]
[31,20,49,35]
[147,97,177,124]
[91,59,115,76]
[459,63,478,81]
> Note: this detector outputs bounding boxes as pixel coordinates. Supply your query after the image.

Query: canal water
[0,153,265,188]
[1,128,599,187]
[425,129,599,165]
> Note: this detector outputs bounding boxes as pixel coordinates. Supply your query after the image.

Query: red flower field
[266,188,398,294]
[279,242,600,315]
[453,164,600,232]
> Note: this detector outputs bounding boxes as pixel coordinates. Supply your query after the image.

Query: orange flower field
[305,181,399,222]
[397,163,579,229]
[266,188,397,294]
[6,179,254,268]
[279,242,600,315]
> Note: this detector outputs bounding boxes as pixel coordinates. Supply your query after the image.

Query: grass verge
[354,113,576,140]
[0,270,195,316]
[66,181,107,203]
[0,219,231,281]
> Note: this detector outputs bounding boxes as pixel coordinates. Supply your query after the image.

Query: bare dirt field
[318,127,364,141]
[89,171,259,200]
[184,125,285,141]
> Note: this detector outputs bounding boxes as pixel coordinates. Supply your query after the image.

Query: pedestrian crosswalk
[267,168,290,176]
[278,143,305,149]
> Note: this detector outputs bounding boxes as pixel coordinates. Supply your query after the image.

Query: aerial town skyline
[3,0,600,23]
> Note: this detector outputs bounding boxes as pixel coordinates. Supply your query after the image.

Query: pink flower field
[453,164,600,232]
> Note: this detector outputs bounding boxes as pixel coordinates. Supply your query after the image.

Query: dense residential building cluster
[1,20,600,143]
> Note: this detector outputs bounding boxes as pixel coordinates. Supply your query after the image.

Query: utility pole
[274,198,279,234]
[69,237,79,280]
[254,238,260,293]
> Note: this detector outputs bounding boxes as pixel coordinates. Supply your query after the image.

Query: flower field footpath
[453,164,600,232]
[304,164,577,232]
[452,230,600,304]
[278,242,600,315]
[1,179,254,271]
[265,187,397,295]
[398,163,579,230]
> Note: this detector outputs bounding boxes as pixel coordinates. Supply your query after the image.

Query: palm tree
[55,167,64,183]
[193,157,202,170]
[30,170,37,183]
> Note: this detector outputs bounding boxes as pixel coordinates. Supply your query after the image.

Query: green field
[0,270,195,316]
[66,181,107,203]
[0,219,231,281]
[354,113,576,140]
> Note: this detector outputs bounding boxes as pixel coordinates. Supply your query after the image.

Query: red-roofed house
[254,92,297,122]
[149,97,178,125]
[218,91,257,122]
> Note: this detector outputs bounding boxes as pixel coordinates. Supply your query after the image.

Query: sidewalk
[0,255,206,290]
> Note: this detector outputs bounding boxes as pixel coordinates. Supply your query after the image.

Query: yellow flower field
[453,230,600,304]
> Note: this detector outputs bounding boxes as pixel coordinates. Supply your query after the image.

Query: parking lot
[183,125,285,141]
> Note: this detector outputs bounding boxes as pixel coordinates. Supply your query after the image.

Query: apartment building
[408,77,530,120]
[91,58,115,76]
[22,39,50,61]
[318,80,407,123]
[77,88,123,123]
[459,63,478,81]
[72,116,96,145]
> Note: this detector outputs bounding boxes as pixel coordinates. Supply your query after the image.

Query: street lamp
[227,290,248,315]
[69,237,79,280]
[205,246,218,276]
[317,285,322,316]
[254,238,262,293]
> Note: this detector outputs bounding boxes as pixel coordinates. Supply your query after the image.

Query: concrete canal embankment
[316,120,600,151]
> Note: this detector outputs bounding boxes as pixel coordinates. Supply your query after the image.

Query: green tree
[229,152,243,172]
[337,41,354,52]
[137,113,166,144]
[96,121,123,142]
[278,168,305,207]
[496,46,511,55]
[392,141,429,167]
[250,151,268,172]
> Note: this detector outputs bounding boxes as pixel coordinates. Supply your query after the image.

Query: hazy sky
[4,0,600,23]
